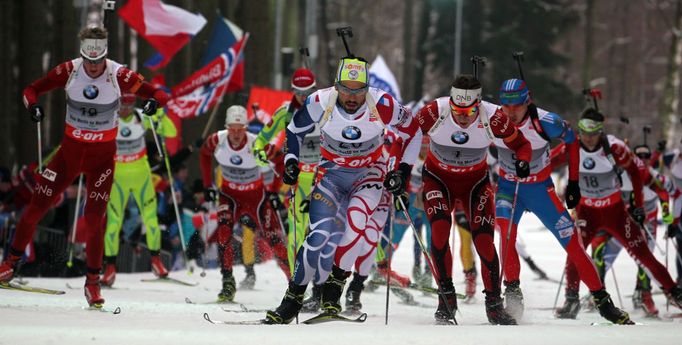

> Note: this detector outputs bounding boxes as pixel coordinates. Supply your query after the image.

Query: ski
[663,312,682,319]
[222,304,269,313]
[141,277,198,286]
[302,312,367,324]
[367,280,465,299]
[590,321,643,326]
[185,296,235,305]
[84,304,122,314]
[203,313,265,325]
[0,281,65,295]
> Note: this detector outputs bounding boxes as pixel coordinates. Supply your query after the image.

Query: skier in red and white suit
[552,108,682,318]
[414,74,532,324]
[200,105,290,303]
[0,27,170,307]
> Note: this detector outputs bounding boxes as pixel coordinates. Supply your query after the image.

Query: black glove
[667,224,680,238]
[283,159,300,185]
[394,193,409,212]
[657,140,667,152]
[299,199,310,213]
[565,180,581,209]
[29,104,44,123]
[629,206,646,225]
[384,163,412,196]
[142,98,159,115]
[515,160,530,179]
[203,187,217,202]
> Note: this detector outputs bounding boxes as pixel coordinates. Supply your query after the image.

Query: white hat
[449,86,481,107]
[80,38,108,61]
[225,105,248,127]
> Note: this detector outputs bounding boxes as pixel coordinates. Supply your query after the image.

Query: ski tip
[203,313,213,323]
[358,313,368,322]
[185,297,193,304]
[113,306,122,314]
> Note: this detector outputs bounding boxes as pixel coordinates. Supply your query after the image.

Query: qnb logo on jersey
[341,126,362,140]
[83,85,99,100]
[230,155,243,165]
[451,131,469,144]
[120,127,132,137]
[583,157,596,170]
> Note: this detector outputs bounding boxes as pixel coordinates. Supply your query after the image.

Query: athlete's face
[450,101,479,128]
[336,80,368,113]
[501,102,529,124]
[119,102,135,118]
[580,131,601,150]
[82,57,107,79]
[227,124,247,145]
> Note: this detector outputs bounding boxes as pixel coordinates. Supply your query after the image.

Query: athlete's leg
[104,170,131,258]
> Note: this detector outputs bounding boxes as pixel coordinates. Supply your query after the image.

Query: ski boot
[555,288,581,319]
[239,265,256,290]
[503,280,524,320]
[376,260,410,288]
[484,290,517,325]
[631,288,643,309]
[464,268,477,302]
[217,270,236,303]
[264,283,306,324]
[434,279,458,324]
[640,290,659,317]
[301,284,322,312]
[345,273,367,312]
[592,289,634,324]
[84,271,105,307]
[101,264,117,287]
[664,285,682,309]
[0,251,21,283]
[150,252,168,278]
[320,266,349,314]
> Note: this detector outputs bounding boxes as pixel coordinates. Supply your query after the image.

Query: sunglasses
[293,88,314,97]
[82,55,106,65]
[336,82,368,95]
[449,99,479,117]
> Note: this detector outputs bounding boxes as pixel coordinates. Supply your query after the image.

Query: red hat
[291,68,316,91]
[121,93,136,105]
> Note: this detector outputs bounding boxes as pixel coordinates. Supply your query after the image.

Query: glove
[629,206,646,225]
[394,192,409,212]
[299,199,310,213]
[384,163,412,196]
[267,192,281,210]
[29,104,44,123]
[565,180,581,209]
[657,140,667,152]
[203,187,217,202]
[661,202,674,225]
[142,98,159,115]
[515,160,530,179]
[283,159,300,185]
[667,224,680,238]
[254,149,269,167]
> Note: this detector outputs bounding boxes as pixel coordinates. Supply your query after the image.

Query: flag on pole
[118,0,206,70]
[369,55,402,103]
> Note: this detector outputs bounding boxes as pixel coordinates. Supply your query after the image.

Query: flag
[245,86,294,124]
[118,0,206,70]
[165,34,248,119]
[369,55,402,103]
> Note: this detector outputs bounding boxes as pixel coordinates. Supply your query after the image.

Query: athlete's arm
[22,61,74,109]
[200,133,220,188]
[540,112,579,181]
[377,93,421,166]
[255,103,289,152]
[285,94,319,163]
[117,67,170,106]
[613,142,644,208]
[490,109,531,163]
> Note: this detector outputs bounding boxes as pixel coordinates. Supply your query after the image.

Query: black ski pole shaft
[398,197,458,325]
[385,200,394,325]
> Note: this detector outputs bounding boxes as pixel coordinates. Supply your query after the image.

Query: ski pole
[66,174,84,268]
[500,181,521,286]
[36,118,43,174]
[200,211,209,278]
[290,185,299,325]
[146,115,165,160]
[398,197,457,325]
[611,265,624,309]
[666,237,669,312]
[385,196,394,325]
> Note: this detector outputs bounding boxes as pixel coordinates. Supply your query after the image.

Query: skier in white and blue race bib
[263,56,422,324]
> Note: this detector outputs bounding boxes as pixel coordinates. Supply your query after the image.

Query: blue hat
[499,79,529,105]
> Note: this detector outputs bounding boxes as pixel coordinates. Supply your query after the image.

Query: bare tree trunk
[0,1,19,167]
[413,0,431,101]
[401,0,414,102]
[582,0,595,89]
[661,0,682,146]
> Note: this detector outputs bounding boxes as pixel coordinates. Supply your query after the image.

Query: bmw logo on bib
[583,157,595,170]
[451,131,469,144]
[230,155,243,165]
[341,126,362,140]
[83,85,99,100]
[120,127,131,137]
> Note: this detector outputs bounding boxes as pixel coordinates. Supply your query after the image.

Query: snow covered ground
[1,213,680,345]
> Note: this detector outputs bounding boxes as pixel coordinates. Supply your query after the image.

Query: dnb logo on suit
[342,126,362,140]
[451,131,469,144]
